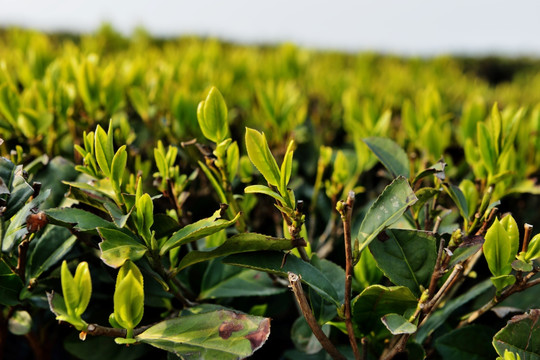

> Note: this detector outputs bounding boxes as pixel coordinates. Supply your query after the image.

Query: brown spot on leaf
[245,318,270,351]
[219,321,244,340]
[377,231,390,242]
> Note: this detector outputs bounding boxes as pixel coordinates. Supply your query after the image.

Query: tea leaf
[137,309,270,359]
[363,137,410,178]
[492,309,540,359]
[224,251,340,306]
[245,127,281,187]
[198,87,229,143]
[435,325,497,360]
[178,233,301,272]
[357,177,417,252]
[45,208,115,233]
[160,209,240,255]
[352,285,418,333]
[381,313,417,335]
[98,228,148,268]
[369,229,437,296]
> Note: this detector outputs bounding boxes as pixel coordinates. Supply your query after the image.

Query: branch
[288,273,346,360]
[17,237,30,283]
[337,191,361,360]
[458,267,540,327]
[84,323,153,338]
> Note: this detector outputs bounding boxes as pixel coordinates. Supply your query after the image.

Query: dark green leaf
[435,325,497,360]
[449,237,484,268]
[34,156,78,208]
[104,201,131,228]
[369,229,437,296]
[357,176,417,252]
[416,279,492,343]
[178,233,301,272]
[224,251,340,306]
[64,334,150,360]
[442,183,469,220]
[3,189,50,252]
[45,208,115,233]
[160,209,240,255]
[413,159,447,184]
[4,172,34,218]
[137,310,270,359]
[363,137,410,178]
[26,225,77,282]
[200,263,284,299]
[0,258,22,306]
[352,285,418,334]
[411,187,441,219]
[291,317,330,354]
[492,309,540,359]
[354,246,383,290]
[309,256,346,324]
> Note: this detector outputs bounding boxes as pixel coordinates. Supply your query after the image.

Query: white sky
[1,0,540,56]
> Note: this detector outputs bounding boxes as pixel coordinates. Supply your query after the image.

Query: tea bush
[1,26,540,360]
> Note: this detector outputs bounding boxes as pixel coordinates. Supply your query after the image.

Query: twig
[522,223,533,253]
[85,323,153,338]
[428,237,446,297]
[288,273,346,360]
[361,337,368,360]
[337,191,361,360]
[380,334,408,360]
[17,237,30,283]
[151,253,196,308]
[424,264,464,316]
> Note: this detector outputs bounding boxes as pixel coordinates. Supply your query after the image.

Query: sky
[1,0,540,56]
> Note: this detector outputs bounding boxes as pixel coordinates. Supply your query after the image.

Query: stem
[428,237,446,298]
[361,337,368,360]
[467,185,494,236]
[288,273,346,360]
[381,334,409,360]
[317,210,338,259]
[337,191,361,360]
[24,331,48,360]
[425,264,464,314]
[85,323,153,338]
[151,252,196,308]
[17,236,30,284]
[522,223,533,252]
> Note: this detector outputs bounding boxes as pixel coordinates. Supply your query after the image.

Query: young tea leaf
[484,219,513,277]
[198,87,229,143]
[98,228,148,268]
[245,127,281,187]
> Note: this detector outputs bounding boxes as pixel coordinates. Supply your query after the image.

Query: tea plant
[1,27,540,360]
